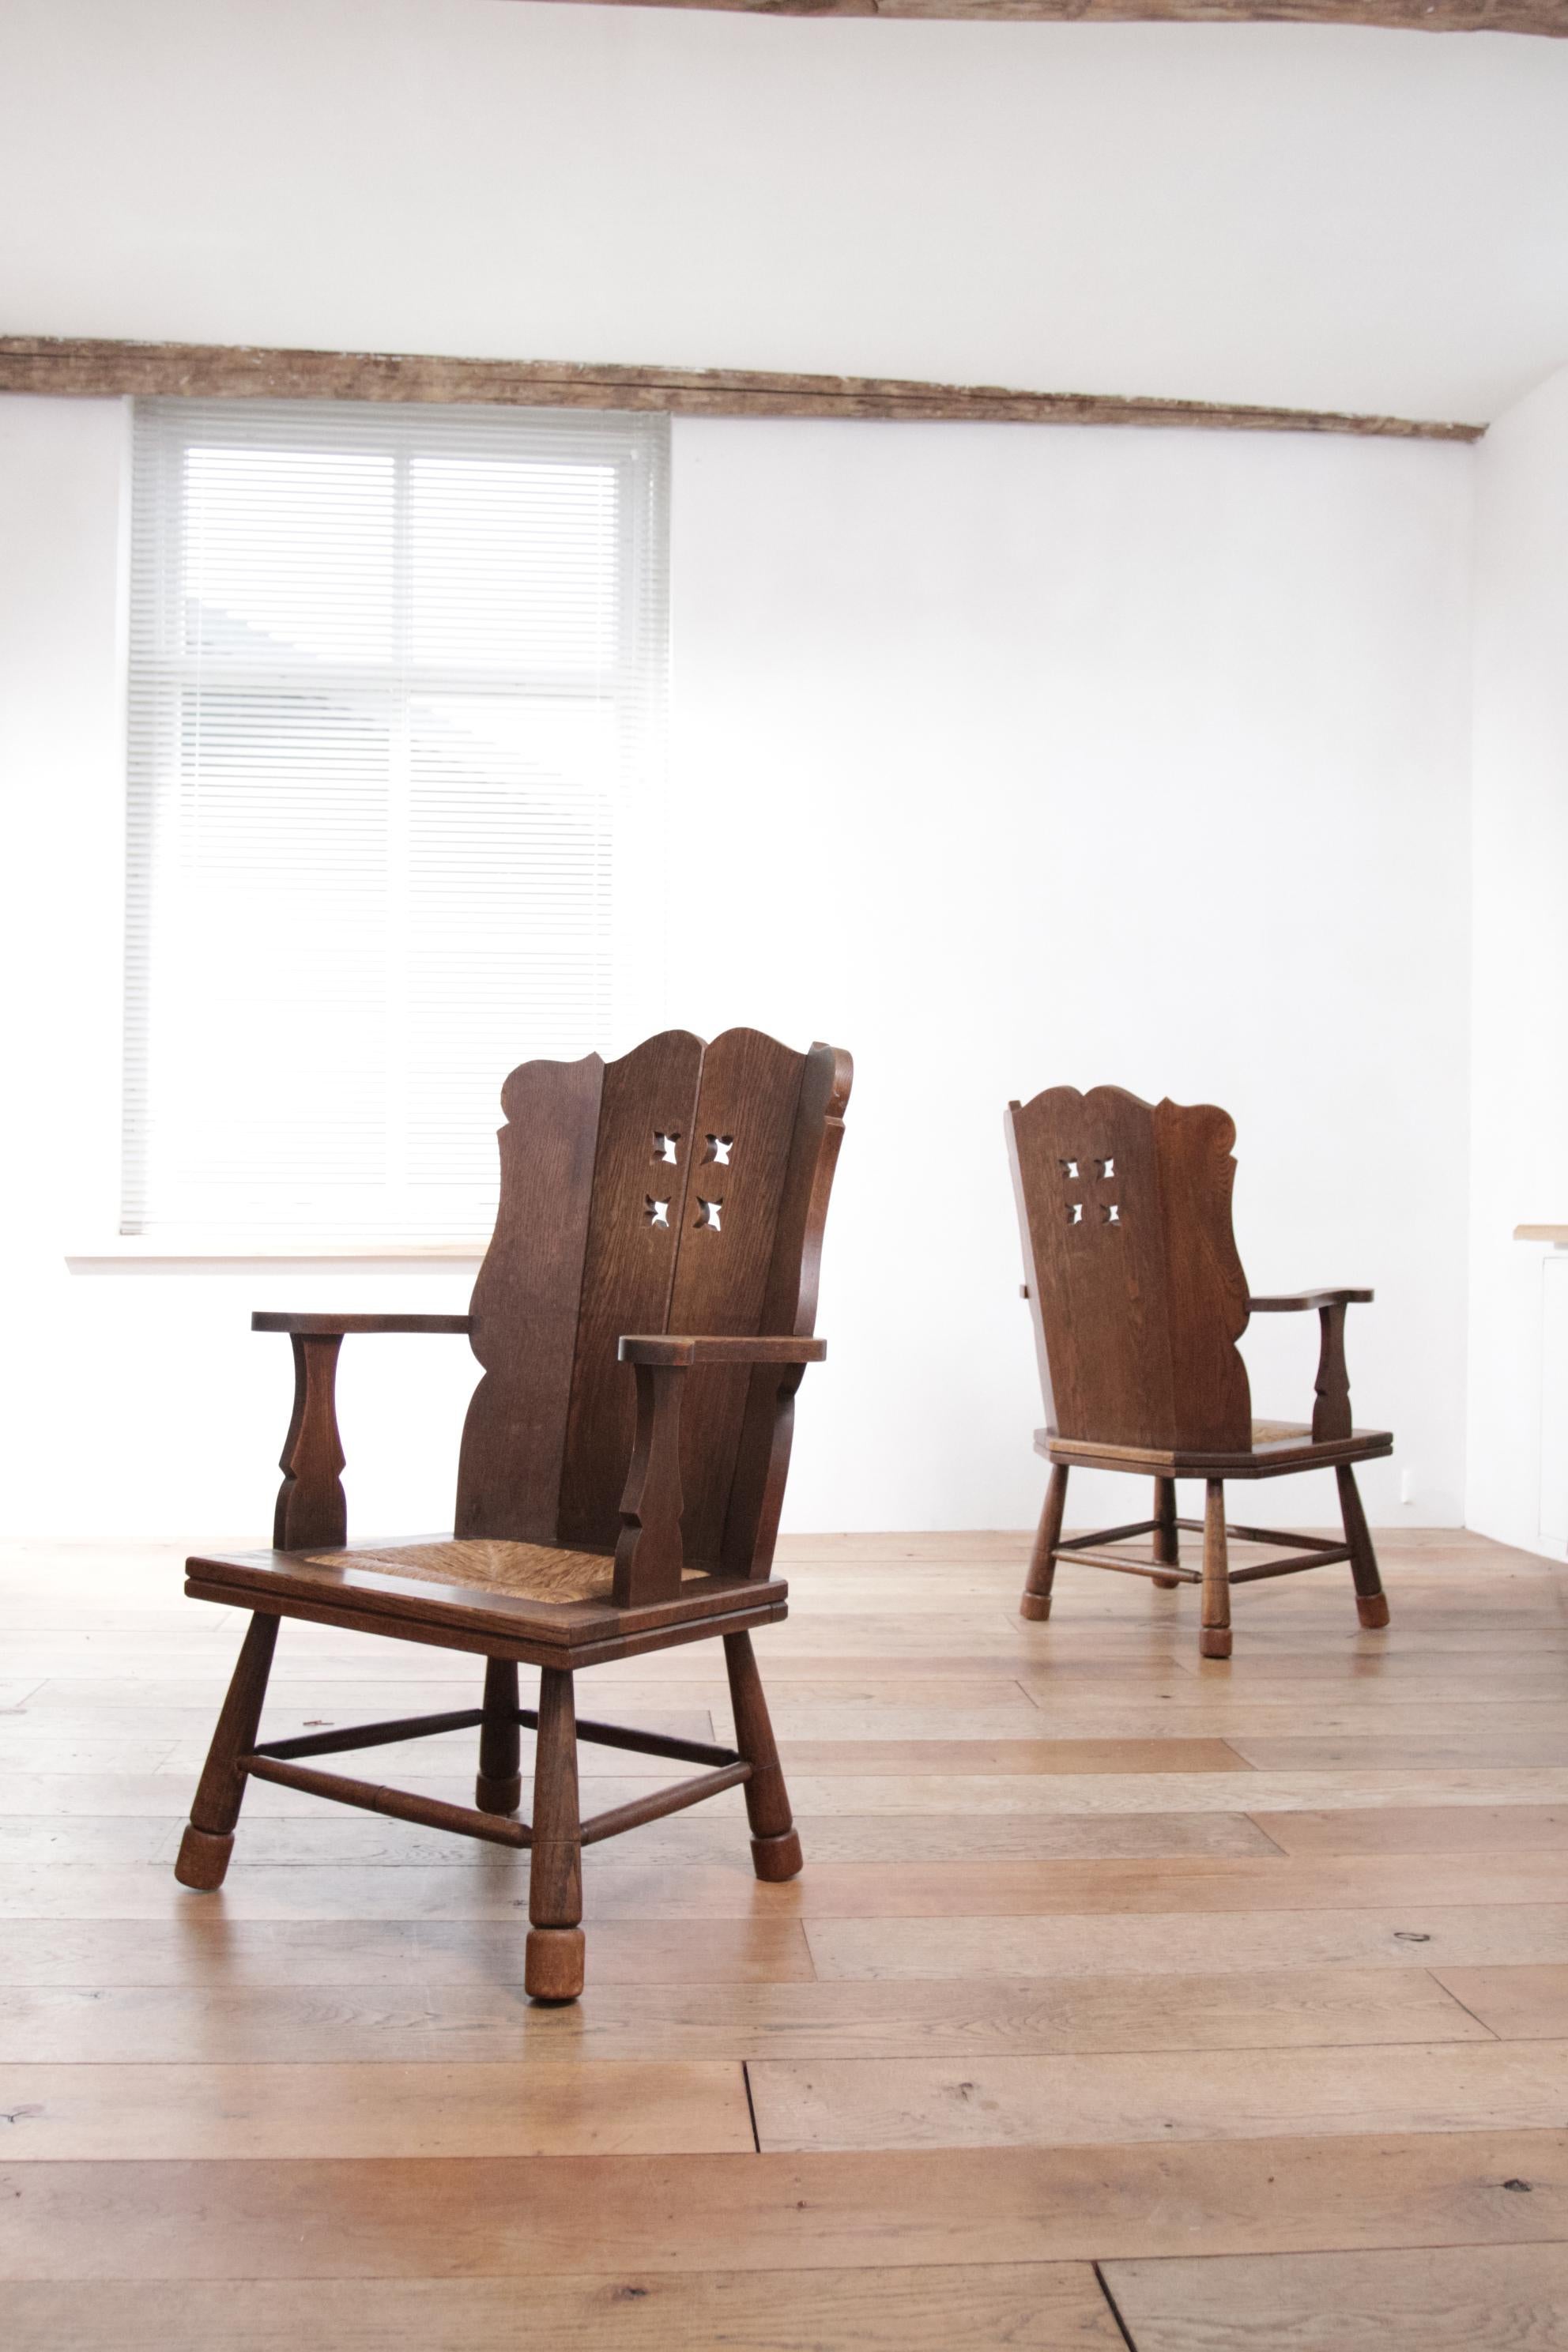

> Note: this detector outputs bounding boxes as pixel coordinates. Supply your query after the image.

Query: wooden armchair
[1008,1084,1391,1659]
[175,1027,851,2001]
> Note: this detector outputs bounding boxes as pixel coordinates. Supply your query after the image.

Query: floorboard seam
[1092,2259,1140,2347]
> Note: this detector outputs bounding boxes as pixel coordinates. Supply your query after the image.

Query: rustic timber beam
[531,0,1568,30]
[0,337,1483,440]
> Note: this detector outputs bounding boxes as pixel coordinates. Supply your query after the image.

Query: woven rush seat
[305,1539,707,1605]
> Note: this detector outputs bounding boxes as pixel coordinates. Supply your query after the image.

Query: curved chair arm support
[613,1335,827,1605]
[1247,1291,1373,1443]
[254,1313,474,1551]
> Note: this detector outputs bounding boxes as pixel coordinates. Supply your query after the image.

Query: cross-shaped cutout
[1059,1158,1080,1180]
[703,1134,734,1166]
[1067,1202,1084,1227]
[653,1132,680,1165]
[644,1196,671,1230]
[694,1197,723,1233]
[1102,1202,1121,1225]
[1096,1156,1116,1179]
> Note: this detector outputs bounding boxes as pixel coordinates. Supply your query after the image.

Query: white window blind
[123,397,668,1243]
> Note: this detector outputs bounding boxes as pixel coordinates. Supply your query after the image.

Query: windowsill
[67,1238,488,1272]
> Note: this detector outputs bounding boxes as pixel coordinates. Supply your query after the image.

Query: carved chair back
[456,1029,851,1576]
[1007,1084,1253,1453]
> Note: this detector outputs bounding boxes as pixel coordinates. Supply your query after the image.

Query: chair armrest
[253,1313,473,1551]
[252,1312,473,1335]
[1248,1290,1372,1312]
[1246,1293,1372,1442]
[612,1336,825,1606]
[617,1334,826,1367]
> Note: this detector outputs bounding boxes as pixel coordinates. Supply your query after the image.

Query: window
[122,398,668,1244]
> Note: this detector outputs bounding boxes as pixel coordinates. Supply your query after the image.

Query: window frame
[117,395,670,1254]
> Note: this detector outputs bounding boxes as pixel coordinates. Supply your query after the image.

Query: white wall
[1,393,1477,1539]
[667,417,1474,1534]
[2,0,1568,422]
[1466,363,1568,1557]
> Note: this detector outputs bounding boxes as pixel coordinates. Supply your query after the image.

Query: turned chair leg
[476,1657,522,1815]
[1337,1463,1391,1629]
[526,1666,584,2003]
[1022,1463,1069,1622]
[1152,1476,1181,1588]
[725,1629,802,1883]
[174,1611,280,1890]
[1200,1479,1232,1660]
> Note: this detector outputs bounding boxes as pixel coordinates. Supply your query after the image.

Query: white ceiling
[2,0,1567,421]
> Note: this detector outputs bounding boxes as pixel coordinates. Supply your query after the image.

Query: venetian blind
[122,398,668,1242]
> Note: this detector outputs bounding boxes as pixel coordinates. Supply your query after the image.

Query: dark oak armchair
[175,1027,851,2001]
[1008,1084,1391,1659]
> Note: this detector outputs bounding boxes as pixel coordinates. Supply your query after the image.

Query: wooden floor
[5,1527,1568,2347]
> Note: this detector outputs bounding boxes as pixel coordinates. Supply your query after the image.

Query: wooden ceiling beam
[533,0,1561,28]
[0,338,1483,440]
[526,0,1566,31]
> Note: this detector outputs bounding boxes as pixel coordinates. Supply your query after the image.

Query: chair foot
[751,1826,804,1883]
[174,1823,234,1890]
[1357,1593,1391,1630]
[526,1927,585,2003]
[1199,1627,1233,1660]
[474,1770,522,1816]
[1020,1593,1053,1622]
[1152,1574,1180,1590]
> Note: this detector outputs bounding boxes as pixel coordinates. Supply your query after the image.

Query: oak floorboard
[1431,1965,1568,2040]
[1254,1804,1568,1856]
[748,2041,1568,2152]
[0,1966,1491,2064]
[7,1845,1568,1924]
[6,1532,1568,2345]
[4,2132,1566,2277]
[0,2263,1125,2352]
[806,1905,1568,1980]
[0,2059,754,2160]
[172,1809,1283,1868]
[773,1739,1250,1774]
[1234,1732,1568,1770]
[23,1673,1032,1713]
[0,1916,816,1988]
[1101,2244,1568,2350]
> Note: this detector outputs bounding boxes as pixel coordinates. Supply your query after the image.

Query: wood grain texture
[456,1051,603,1541]
[1430,1965,1568,2040]
[527,0,1568,31]
[806,1905,1568,1979]
[0,1913,816,1988]
[0,335,1487,437]
[14,1530,1568,2345]
[0,2265,1125,2352]
[750,2041,1568,2152]
[5,2132,1567,2277]
[0,2059,754,2160]
[0,1966,1489,2064]
[1253,1804,1568,1854]
[666,1028,807,1566]
[1102,2244,1568,2351]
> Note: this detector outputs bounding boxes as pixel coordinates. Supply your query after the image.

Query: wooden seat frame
[174,1029,851,2000]
[1008,1085,1392,1659]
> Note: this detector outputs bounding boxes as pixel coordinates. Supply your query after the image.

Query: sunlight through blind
[122,398,668,1242]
